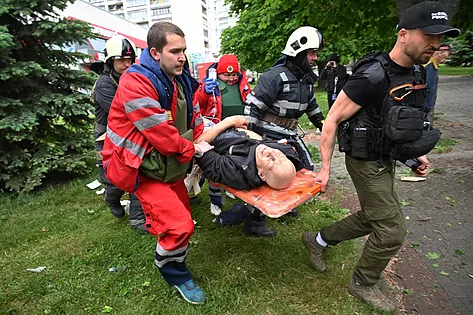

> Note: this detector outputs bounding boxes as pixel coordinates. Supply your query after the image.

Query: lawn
[0,168,389,315]
[438,65,473,76]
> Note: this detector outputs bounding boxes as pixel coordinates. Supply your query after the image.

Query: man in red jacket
[102,22,211,304]
[194,54,252,215]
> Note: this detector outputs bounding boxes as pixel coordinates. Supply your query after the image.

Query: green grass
[434,137,459,153]
[0,171,389,315]
[299,90,328,130]
[438,65,473,76]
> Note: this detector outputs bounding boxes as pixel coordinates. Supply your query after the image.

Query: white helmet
[281,26,323,57]
[104,35,137,63]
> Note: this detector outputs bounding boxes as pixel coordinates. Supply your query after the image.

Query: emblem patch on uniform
[167,110,173,120]
[227,65,233,73]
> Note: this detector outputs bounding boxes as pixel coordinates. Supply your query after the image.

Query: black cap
[397,1,461,37]
[326,54,340,63]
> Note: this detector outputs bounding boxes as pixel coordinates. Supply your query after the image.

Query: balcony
[106,0,123,5]
[126,0,146,8]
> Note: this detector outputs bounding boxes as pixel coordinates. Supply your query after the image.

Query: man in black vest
[319,54,349,110]
[301,2,460,312]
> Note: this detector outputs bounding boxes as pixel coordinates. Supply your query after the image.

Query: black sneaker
[284,208,299,217]
[131,224,149,234]
[243,225,277,238]
[109,206,125,218]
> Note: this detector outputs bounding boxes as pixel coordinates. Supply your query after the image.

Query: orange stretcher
[222,169,322,218]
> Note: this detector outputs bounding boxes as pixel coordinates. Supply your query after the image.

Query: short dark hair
[147,22,185,52]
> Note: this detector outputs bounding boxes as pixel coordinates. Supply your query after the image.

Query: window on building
[87,38,107,52]
[126,0,146,7]
[108,3,123,11]
[151,7,171,16]
[127,9,147,20]
[202,5,207,15]
[204,40,209,49]
[203,29,208,37]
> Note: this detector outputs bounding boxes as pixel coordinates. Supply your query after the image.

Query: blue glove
[204,77,219,95]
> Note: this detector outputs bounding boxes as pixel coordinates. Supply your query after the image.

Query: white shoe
[120,200,131,215]
[210,204,222,216]
[225,191,236,199]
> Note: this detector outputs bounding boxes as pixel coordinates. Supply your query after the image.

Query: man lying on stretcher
[194,116,309,190]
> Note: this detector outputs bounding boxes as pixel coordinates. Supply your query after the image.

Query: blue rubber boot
[172,279,206,304]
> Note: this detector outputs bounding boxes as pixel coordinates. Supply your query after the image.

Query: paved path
[308,75,473,315]
[394,76,473,315]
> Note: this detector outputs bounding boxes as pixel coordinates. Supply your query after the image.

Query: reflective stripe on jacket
[102,48,203,191]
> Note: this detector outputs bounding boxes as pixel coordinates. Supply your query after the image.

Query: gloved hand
[194,141,214,158]
[204,77,219,95]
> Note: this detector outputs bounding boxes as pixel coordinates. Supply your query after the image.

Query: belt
[261,112,299,130]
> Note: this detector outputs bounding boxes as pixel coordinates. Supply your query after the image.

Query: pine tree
[0,0,97,192]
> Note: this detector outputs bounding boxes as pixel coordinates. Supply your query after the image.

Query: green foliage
[447,30,473,66]
[0,0,97,192]
[222,0,399,72]
[222,0,470,72]
[434,137,459,153]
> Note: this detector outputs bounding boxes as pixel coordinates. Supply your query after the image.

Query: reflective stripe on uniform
[125,97,162,114]
[194,102,201,113]
[134,113,169,131]
[194,116,203,126]
[273,99,306,110]
[279,107,287,116]
[244,104,251,115]
[307,107,322,116]
[246,93,268,111]
[245,115,258,124]
[107,126,147,158]
[283,84,291,92]
[279,72,288,82]
[155,243,189,268]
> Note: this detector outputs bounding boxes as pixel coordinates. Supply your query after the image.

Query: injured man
[194,116,309,191]
[193,116,311,238]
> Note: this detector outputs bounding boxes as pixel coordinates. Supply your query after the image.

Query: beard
[405,46,433,65]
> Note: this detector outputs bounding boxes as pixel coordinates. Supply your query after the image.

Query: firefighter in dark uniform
[90,35,148,234]
[245,26,325,173]
[301,2,460,312]
[245,26,325,217]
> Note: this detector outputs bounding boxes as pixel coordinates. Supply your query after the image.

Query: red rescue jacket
[102,48,203,192]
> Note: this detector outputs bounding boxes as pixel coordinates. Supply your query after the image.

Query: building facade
[86,0,212,63]
[208,0,238,59]
[60,0,148,72]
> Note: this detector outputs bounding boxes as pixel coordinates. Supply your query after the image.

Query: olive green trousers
[321,155,406,285]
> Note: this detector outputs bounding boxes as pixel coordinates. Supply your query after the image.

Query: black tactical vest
[339,51,440,161]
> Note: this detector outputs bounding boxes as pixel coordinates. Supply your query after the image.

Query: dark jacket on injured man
[196,130,306,190]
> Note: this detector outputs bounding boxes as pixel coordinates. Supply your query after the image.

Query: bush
[0,1,97,192]
[446,30,473,67]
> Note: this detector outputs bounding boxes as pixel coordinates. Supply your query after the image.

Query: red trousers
[135,177,194,252]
